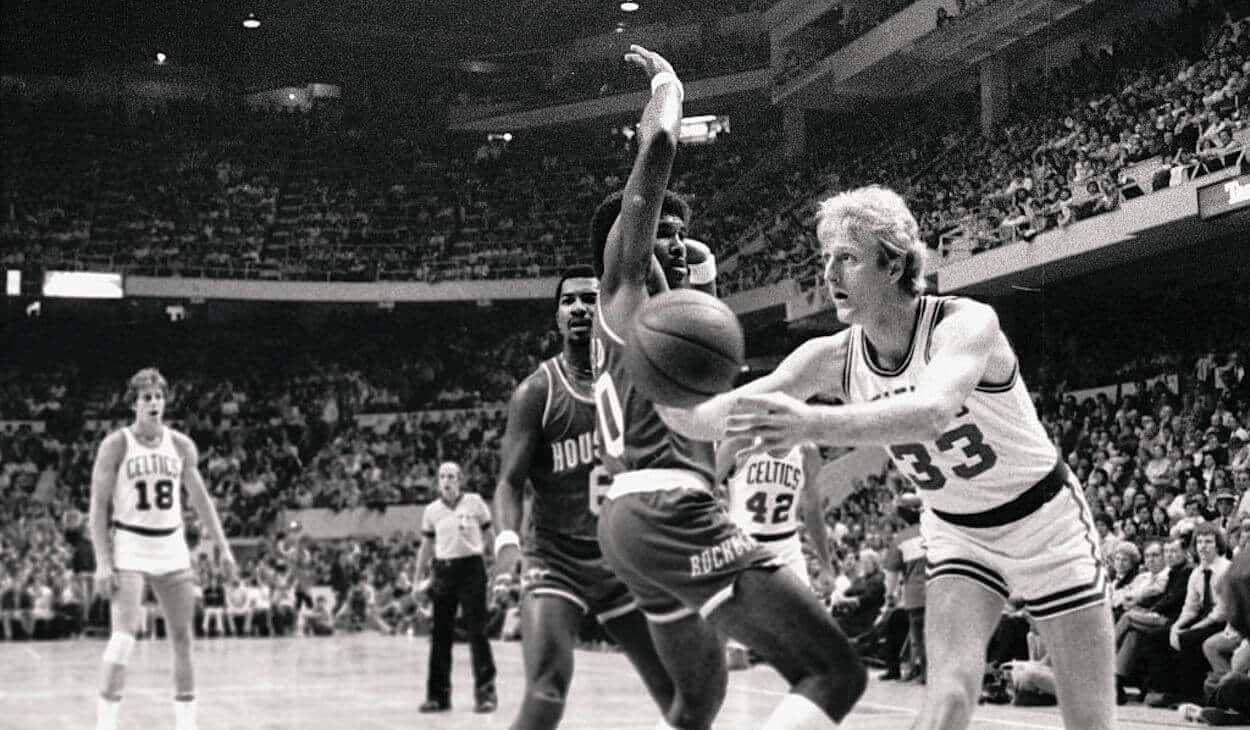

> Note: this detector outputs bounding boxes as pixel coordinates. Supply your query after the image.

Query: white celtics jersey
[112,427,185,531]
[843,296,1057,515]
[726,444,808,538]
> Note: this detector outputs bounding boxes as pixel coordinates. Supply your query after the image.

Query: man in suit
[1114,537,1191,703]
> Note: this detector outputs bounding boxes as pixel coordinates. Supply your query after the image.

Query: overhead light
[242,14,261,29]
[155,52,167,65]
[288,92,297,100]
[620,2,640,11]
[614,26,625,33]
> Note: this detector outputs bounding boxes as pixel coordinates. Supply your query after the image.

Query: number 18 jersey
[113,426,184,530]
[843,296,1056,515]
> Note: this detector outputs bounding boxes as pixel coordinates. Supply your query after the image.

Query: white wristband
[650,72,684,103]
[494,530,520,558]
[688,256,717,286]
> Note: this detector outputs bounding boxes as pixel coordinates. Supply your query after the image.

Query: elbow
[639,128,679,162]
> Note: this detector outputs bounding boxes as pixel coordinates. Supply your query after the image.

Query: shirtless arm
[599,46,683,324]
[176,432,237,577]
[492,372,546,581]
[727,299,1005,449]
[657,333,849,442]
[88,432,125,589]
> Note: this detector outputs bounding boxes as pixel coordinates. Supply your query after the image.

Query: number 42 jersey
[843,296,1057,515]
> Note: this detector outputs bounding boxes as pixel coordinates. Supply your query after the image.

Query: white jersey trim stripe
[595,301,627,346]
[551,357,594,404]
[539,362,554,431]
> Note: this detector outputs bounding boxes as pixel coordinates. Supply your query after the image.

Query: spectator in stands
[1142,525,1233,706]
[831,548,886,639]
[1116,537,1191,703]
[225,578,251,636]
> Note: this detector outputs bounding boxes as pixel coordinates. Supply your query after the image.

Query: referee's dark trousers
[427,555,496,704]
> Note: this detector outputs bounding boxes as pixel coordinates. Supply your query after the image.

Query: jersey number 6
[888,423,998,490]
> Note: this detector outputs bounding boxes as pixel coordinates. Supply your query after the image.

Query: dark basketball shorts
[597,469,783,624]
[523,530,637,623]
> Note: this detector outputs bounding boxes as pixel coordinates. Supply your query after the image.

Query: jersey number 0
[593,373,626,459]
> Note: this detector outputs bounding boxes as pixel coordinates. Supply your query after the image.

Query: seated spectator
[304,596,336,637]
[830,548,886,638]
[225,578,251,636]
[201,575,228,637]
[1115,537,1191,703]
[1141,525,1233,706]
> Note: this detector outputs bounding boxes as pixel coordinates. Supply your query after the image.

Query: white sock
[174,697,197,730]
[655,719,678,730]
[96,696,121,730]
[760,693,839,730]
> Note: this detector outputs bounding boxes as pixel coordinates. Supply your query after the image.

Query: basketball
[625,289,745,408]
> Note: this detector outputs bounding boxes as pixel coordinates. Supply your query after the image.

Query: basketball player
[89,368,237,730]
[589,45,866,730]
[493,265,677,730]
[717,441,830,669]
[676,185,1115,730]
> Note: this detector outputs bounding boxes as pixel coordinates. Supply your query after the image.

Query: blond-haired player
[666,185,1114,730]
[89,368,236,730]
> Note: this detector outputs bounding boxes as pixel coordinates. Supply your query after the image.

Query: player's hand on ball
[624,45,676,80]
[726,393,819,455]
[93,565,116,597]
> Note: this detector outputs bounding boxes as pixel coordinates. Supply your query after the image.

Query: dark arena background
[2,0,1249,727]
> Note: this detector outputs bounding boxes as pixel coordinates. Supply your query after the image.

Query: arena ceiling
[1,0,758,85]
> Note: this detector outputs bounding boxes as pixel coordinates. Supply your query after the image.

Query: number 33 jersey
[843,296,1057,515]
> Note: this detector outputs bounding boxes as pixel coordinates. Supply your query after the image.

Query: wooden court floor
[0,634,1194,730]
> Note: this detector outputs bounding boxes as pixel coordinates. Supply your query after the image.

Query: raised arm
[175,432,237,577]
[88,432,125,591]
[492,373,546,581]
[600,46,683,300]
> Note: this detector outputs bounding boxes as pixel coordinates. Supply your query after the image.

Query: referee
[415,461,497,713]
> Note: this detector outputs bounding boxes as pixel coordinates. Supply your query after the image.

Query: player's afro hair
[589,190,691,277]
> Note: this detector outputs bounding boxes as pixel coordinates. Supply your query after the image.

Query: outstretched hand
[624,45,676,80]
[725,393,819,457]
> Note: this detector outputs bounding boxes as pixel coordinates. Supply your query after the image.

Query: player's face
[438,465,462,502]
[132,386,166,424]
[652,214,689,289]
[556,278,599,344]
[821,233,894,324]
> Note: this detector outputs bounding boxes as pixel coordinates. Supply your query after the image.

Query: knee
[931,664,981,703]
[168,624,194,648]
[668,680,726,730]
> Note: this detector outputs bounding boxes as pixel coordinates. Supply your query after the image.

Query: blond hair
[815,185,926,296]
[124,367,169,406]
